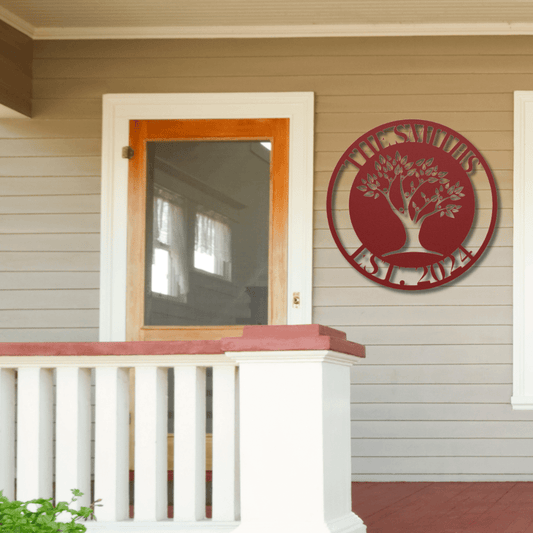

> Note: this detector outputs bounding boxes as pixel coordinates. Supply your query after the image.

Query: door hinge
[122,146,134,159]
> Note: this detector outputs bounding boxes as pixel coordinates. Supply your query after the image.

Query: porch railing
[0,324,366,533]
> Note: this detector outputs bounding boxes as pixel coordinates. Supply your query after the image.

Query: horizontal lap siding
[0,34,100,341]
[307,39,518,481]
[1,34,526,477]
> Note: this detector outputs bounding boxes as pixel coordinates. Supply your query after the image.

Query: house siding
[1,35,531,479]
[0,19,32,116]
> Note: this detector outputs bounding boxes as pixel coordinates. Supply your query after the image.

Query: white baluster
[56,368,91,509]
[0,369,16,499]
[94,367,130,521]
[212,366,239,521]
[17,368,53,501]
[134,367,168,521]
[174,366,206,521]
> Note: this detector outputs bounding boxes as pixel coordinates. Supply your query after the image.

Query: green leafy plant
[0,489,99,532]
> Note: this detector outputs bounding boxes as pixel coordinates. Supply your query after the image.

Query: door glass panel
[144,140,271,326]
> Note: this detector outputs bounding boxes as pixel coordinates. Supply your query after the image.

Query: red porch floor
[352,482,533,533]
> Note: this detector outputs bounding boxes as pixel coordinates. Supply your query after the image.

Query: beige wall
[0,19,32,116]
[1,35,532,479]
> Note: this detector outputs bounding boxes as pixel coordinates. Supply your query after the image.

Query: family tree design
[327,120,498,290]
[355,152,464,256]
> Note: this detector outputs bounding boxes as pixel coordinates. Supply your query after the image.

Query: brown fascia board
[0,18,32,117]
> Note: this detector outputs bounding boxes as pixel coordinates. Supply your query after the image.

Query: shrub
[0,489,98,532]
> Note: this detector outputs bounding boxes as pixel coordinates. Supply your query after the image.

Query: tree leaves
[355,151,465,228]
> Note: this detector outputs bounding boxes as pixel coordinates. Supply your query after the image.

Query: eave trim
[32,22,533,40]
[0,5,35,38]
[3,14,533,41]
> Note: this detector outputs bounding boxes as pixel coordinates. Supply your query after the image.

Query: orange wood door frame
[126,118,290,342]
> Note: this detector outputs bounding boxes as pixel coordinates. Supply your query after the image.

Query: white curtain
[195,211,232,278]
[153,190,189,298]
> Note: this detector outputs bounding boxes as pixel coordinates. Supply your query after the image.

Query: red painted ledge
[223,324,365,358]
[0,340,223,356]
[0,325,364,358]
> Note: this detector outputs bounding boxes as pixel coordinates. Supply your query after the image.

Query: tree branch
[418,198,456,224]
[413,192,438,223]
[398,174,409,214]
[407,177,427,206]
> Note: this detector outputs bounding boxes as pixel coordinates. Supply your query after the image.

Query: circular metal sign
[327,120,498,290]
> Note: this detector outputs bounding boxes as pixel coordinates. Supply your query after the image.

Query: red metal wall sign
[327,120,498,290]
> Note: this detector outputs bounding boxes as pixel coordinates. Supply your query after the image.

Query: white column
[94,367,130,521]
[174,366,206,521]
[0,369,16,499]
[212,365,239,521]
[227,350,366,533]
[134,367,168,521]
[56,368,92,509]
[17,368,54,501]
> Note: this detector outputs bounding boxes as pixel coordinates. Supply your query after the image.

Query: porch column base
[225,341,366,533]
[234,512,366,533]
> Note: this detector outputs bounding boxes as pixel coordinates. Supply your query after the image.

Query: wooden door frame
[127,118,289,341]
[100,93,314,342]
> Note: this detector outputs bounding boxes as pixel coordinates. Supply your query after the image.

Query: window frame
[99,92,314,341]
[513,91,533,409]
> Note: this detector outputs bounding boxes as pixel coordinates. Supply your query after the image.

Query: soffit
[0,0,533,39]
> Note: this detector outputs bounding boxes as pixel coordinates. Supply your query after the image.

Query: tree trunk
[384,214,441,256]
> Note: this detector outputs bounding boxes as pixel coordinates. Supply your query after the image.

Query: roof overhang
[2,2,533,40]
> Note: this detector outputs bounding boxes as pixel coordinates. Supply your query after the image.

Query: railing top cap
[0,325,364,358]
[0,340,224,356]
[222,324,364,358]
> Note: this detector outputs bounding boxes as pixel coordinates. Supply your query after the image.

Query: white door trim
[513,91,533,409]
[99,92,315,341]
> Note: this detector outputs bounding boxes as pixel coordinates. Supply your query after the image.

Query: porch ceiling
[0,0,533,39]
